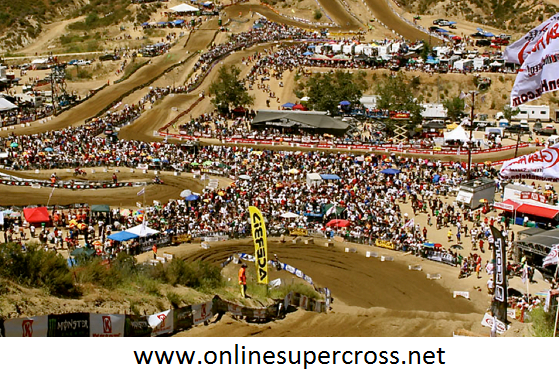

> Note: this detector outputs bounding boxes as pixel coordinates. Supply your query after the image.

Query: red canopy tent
[292,104,308,111]
[23,207,51,224]
[326,219,350,228]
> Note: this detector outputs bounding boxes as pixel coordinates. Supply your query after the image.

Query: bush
[153,260,223,291]
[0,243,78,297]
[314,9,323,21]
[528,306,556,337]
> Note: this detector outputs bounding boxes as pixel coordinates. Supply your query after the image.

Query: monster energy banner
[124,315,152,337]
[47,313,90,337]
[490,226,508,324]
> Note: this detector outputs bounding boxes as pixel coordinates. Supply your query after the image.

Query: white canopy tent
[280,212,299,218]
[125,224,160,237]
[444,125,470,143]
[169,4,198,13]
[0,97,17,111]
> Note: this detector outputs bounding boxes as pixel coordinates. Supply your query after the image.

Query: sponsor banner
[520,191,547,203]
[227,303,244,317]
[453,291,470,299]
[499,146,559,179]
[5,315,49,337]
[490,226,508,325]
[173,306,193,331]
[288,227,308,236]
[375,239,395,250]
[248,206,269,284]
[509,17,559,106]
[192,301,213,325]
[299,295,309,310]
[124,315,152,337]
[504,13,559,65]
[543,244,559,267]
[148,310,174,336]
[90,314,125,337]
[481,312,509,334]
[48,313,90,337]
[426,252,457,266]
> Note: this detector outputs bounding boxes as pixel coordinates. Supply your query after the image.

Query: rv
[512,104,550,122]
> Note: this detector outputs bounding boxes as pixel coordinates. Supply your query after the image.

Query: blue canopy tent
[108,231,139,242]
[172,20,185,26]
[339,100,351,106]
[282,102,295,109]
[320,174,341,180]
[184,194,200,201]
[141,22,150,27]
[380,168,401,175]
[436,28,449,33]
[303,51,314,56]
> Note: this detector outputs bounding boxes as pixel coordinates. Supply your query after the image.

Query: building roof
[252,110,349,131]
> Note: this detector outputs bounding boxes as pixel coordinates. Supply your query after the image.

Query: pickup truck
[534,124,557,136]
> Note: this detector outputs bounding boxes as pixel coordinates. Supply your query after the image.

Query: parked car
[76,59,91,66]
[507,123,530,134]
[475,39,491,47]
[99,54,120,61]
[433,19,447,25]
[534,124,557,136]
[67,59,79,65]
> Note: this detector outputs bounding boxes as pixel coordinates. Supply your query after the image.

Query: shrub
[528,306,556,337]
[314,9,323,21]
[0,243,77,297]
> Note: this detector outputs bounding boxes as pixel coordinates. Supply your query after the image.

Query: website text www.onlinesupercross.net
[134,344,446,369]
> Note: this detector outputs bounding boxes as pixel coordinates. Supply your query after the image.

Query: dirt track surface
[317,0,363,30]
[363,0,436,43]
[0,168,231,208]
[173,239,482,337]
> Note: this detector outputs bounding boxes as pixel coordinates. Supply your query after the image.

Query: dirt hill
[397,0,559,33]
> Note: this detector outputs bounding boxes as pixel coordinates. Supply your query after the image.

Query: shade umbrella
[281,212,300,218]
[10,142,18,148]
[239,175,251,180]
[380,168,401,175]
[180,189,192,198]
[203,160,213,166]
[339,100,351,106]
[120,209,131,217]
[44,147,54,152]
[10,212,21,218]
[191,162,200,166]
[434,243,442,248]
[92,241,103,246]
[302,51,314,56]
[326,219,350,228]
[450,244,463,250]
[184,194,200,201]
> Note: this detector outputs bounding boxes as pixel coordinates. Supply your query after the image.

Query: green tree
[503,105,520,122]
[443,96,465,122]
[374,72,423,126]
[208,65,254,113]
[303,70,367,115]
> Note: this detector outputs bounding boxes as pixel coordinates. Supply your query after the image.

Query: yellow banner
[375,239,395,250]
[288,228,308,236]
[248,206,268,284]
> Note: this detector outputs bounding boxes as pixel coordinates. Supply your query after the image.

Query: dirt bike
[73,169,87,176]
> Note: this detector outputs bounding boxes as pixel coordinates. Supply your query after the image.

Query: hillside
[397,0,559,33]
[0,0,139,52]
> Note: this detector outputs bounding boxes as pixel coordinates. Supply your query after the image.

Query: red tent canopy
[23,207,50,223]
[292,104,307,111]
[326,219,350,228]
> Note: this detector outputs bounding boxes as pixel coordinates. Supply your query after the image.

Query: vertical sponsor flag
[508,15,559,107]
[248,206,268,284]
[504,13,559,65]
[325,204,336,217]
[490,226,508,325]
[543,244,559,267]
